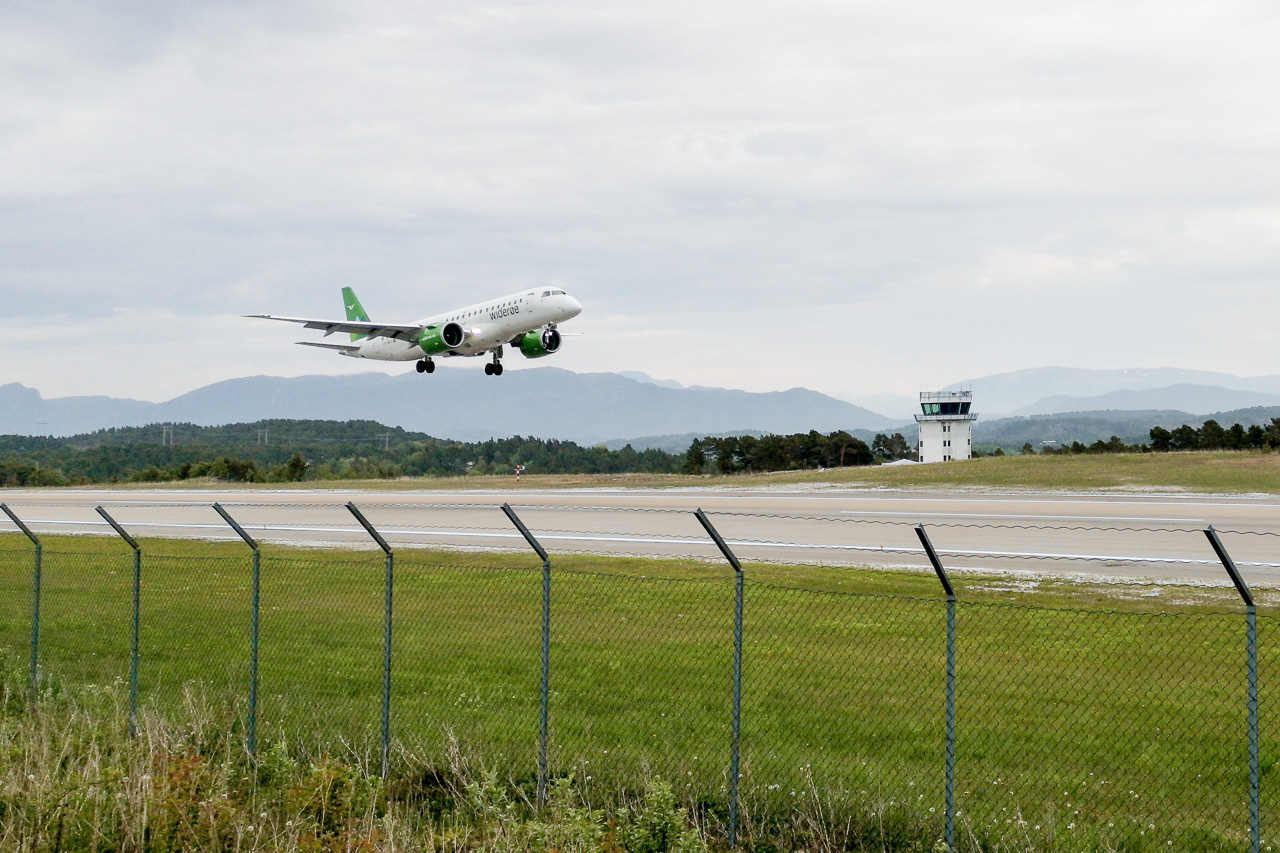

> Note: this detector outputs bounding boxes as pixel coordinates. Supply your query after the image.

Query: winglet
[342,287,370,342]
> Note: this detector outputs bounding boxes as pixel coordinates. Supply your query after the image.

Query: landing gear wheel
[425,359,435,373]
[484,363,494,375]
[415,360,427,373]
[493,363,504,376]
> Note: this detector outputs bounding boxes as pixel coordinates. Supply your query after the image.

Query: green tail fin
[342,287,370,341]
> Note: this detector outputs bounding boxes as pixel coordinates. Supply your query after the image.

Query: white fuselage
[347,288,582,360]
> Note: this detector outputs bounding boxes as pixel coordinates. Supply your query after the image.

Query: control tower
[916,391,977,463]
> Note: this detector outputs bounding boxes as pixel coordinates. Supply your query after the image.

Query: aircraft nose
[565,295,583,317]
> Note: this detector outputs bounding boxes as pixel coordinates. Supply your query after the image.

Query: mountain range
[944,367,1280,416]
[0,369,897,446]
[1010,384,1280,417]
[5,366,1280,451]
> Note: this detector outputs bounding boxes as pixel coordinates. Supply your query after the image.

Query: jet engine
[418,322,465,355]
[519,326,562,358]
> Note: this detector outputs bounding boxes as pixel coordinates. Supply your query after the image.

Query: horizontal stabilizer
[296,341,360,352]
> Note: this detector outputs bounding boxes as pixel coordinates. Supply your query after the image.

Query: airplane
[246,286,582,376]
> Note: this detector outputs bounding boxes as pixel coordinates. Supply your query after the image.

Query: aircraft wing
[245,314,423,341]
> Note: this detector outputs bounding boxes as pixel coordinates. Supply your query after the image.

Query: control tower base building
[916,391,977,463]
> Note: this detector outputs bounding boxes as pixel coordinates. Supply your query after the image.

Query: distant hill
[1013,384,1280,417]
[615,371,685,390]
[0,383,157,436]
[1202,406,1280,427]
[0,369,898,445]
[943,367,1280,416]
[836,392,919,421]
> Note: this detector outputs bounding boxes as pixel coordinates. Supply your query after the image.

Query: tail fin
[342,287,370,341]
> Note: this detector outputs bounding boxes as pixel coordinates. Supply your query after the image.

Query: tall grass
[8,658,1261,852]
[0,664,393,851]
[0,658,1090,853]
[0,660,722,853]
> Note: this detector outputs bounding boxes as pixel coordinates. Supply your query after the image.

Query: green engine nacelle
[519,327,562,358]
[418,322,465,355]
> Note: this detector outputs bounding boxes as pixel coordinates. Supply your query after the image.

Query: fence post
[213,503,261,757]
[916,525,956,853]
[694,509,743,850]
[501,503,551,808]
[96,506,141,738]
[1205,525,1260,853]
[1,504,42,708]
[347,502,394,779]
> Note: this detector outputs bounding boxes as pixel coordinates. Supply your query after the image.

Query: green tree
[715,436,741,474]
[750,435,789,471]
[1200,419,1226,451]
[838,434,873,466]
[1170,425,1200,451]
[1226,423,1246,450]
[872,432,912,462]
[269,452,309,482]
[1265,418,1280,449]
[287,452,308,480]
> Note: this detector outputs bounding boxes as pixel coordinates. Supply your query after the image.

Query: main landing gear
[415,358,436,374]
[484,349,505,376]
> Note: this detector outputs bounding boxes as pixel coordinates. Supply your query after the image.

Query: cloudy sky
[3,1,1278,405]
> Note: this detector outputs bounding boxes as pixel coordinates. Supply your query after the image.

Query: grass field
[1,534,1278,851]
[51,449,1280,495]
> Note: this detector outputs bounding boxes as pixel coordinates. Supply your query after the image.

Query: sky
[3,1,1279,406]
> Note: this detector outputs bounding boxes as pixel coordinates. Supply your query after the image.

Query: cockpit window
[551,289,565,295]
[542,290,551,297]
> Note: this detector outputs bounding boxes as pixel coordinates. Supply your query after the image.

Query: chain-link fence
[1,499,1277,851]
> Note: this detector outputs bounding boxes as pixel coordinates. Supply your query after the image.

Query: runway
[2,486,1279,585]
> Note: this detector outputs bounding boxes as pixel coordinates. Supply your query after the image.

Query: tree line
[0,425,903,486]
[682,430,913,475]
[0,421,684,486]
[1148,419,1280,452]
[1013,418,1280,456]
